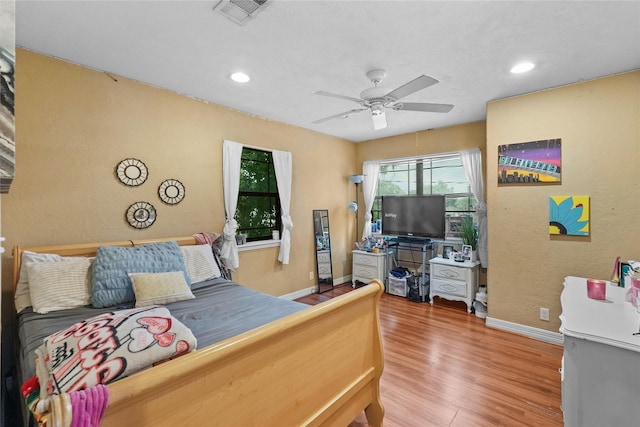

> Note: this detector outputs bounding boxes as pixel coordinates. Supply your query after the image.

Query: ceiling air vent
[212,0,269,26]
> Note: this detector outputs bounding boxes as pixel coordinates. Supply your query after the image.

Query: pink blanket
[35,305,196,397]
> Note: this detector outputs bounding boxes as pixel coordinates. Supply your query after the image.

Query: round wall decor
[116,158,148,187]
[126,201,156,229]
[158,179,185,205]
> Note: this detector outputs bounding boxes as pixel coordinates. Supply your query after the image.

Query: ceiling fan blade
[312,108,367,124]
[393,102,454,113]
[372,110,387,130]
[384,75,439,101]
[313,91,365,104]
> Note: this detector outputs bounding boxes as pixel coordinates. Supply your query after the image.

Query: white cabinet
[560,276,640,427]
[429,257,480,313]
[352,250,386,287]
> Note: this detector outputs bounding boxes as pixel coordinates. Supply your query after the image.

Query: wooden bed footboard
[102,280,385,427]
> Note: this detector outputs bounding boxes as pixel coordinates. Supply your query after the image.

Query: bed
[13,236,385,426]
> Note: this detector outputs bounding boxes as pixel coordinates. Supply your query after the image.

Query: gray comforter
[17,278,308,382]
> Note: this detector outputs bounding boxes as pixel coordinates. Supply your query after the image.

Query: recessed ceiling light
[511,62,535,74]
[230,72,250,83]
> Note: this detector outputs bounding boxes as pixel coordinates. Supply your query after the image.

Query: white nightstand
[352,250,386,287]
[429,257,480,313]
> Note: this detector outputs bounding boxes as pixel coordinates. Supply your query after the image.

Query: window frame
[372,153,476,237]
[236,147,281,242]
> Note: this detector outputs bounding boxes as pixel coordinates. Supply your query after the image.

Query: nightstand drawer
[317,263,331,275]
[431,263,468,281]
[431,277,467,297]
[353,253,382,267]
[317,252,331,264]
[353,264,380,280]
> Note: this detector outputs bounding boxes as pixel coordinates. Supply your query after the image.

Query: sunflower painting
[549,196,589,236]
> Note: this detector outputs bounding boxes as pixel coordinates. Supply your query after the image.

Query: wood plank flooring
[297,285,564,427]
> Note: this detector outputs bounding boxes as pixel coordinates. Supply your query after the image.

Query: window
[372,154,476,237]
[236,148,281,241]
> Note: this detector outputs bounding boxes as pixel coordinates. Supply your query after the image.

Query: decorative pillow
[129,271,195,307]
[26,258,93,314]
[180,244,222,283]
[34,305,197,396]
[15,251,89,313]
[91,241,191,308]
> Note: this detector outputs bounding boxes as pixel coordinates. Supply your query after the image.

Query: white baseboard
[334,275,351,286]
[486,317,564,345]
[280,286,316,301]
[280,275,354,301]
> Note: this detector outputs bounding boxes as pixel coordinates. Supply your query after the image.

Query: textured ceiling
[15,1,640,142]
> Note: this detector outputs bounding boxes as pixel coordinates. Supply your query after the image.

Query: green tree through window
[236,148,281,241]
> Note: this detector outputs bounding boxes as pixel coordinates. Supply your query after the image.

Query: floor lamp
[349,174,364,241]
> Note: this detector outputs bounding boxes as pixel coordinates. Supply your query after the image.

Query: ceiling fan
[313,69,453,130]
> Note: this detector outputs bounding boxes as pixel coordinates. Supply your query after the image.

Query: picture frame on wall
[498,138,561,185]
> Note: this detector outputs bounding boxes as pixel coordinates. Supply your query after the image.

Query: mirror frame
[313,209,334,293]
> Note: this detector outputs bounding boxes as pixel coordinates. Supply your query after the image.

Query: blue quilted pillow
[92,241,191,308]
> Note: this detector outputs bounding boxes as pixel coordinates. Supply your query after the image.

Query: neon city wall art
[498,138,561,185]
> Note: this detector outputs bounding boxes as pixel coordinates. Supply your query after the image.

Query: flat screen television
[381,195,446,239]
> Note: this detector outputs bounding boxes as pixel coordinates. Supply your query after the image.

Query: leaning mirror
[313,209,334,293]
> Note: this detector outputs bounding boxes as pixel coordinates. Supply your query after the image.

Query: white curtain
[273,150,293,264]
[221,140,243,270]
[361,161,381,240]
[460,148,487,268]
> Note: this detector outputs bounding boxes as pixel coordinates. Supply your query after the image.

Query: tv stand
[386,236,433,302]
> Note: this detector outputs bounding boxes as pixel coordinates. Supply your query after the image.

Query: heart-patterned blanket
[34,305,197,397]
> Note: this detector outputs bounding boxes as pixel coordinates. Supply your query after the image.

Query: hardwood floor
[297,284,564,427]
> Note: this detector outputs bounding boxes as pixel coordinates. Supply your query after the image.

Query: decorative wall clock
[116,158,148,187]
[126,201,156,229]
[158,179,185,205]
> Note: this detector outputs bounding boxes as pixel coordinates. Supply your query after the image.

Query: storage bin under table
[387,276,407,297]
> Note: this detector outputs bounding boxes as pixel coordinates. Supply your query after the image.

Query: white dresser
[352,250,386,287]
[429,257,480,313]
[560,276,640,427]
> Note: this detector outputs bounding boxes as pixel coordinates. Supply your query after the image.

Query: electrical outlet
[309,271,314,280]
[540,307,550,321]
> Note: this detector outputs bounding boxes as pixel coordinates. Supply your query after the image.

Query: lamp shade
[348,201,358,213]
[349,175,364,184]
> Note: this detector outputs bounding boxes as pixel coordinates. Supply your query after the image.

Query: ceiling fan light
[372,110,387,130]
[371,105,384,116]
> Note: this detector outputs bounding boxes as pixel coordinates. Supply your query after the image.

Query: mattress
[17,278,308,383]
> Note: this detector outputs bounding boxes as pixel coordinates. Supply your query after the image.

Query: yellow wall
[486,71,640,331]
[357,121,487,163]
[1,49,357,304]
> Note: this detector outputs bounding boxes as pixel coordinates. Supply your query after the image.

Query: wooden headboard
[12,236,198,291]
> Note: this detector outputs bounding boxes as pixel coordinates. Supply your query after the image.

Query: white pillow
[180,244,221,283]
[26,258,93,314]
[15,251,89,313]
[129,272,195,307]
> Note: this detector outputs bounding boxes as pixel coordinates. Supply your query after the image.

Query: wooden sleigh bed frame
[13,236,385,426]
